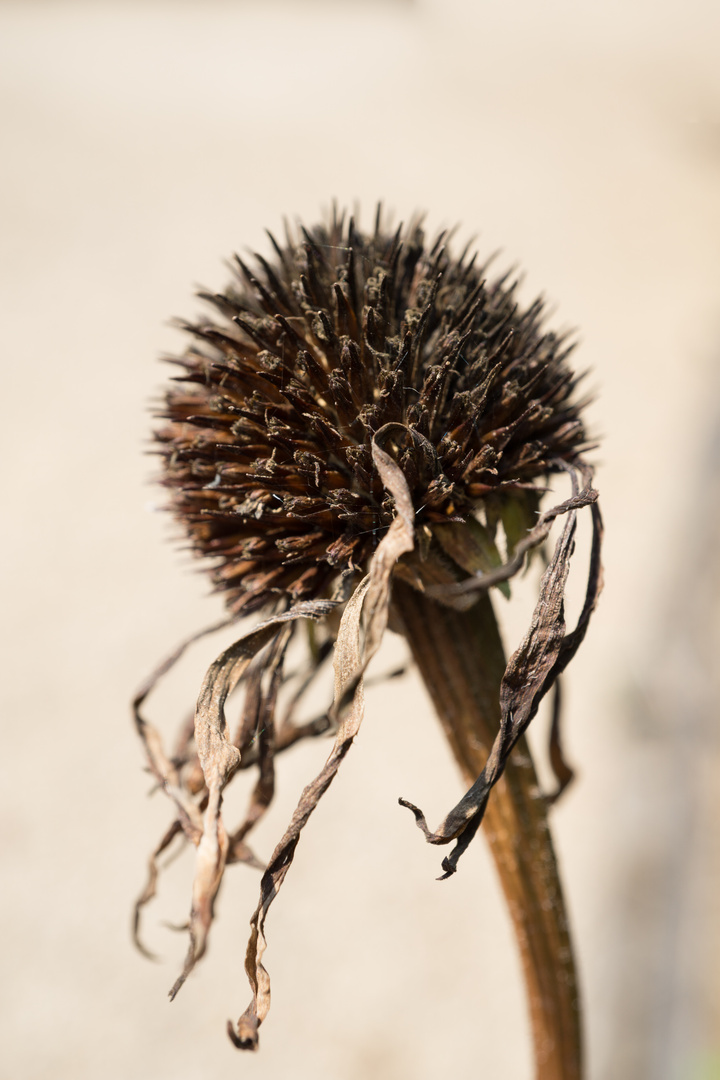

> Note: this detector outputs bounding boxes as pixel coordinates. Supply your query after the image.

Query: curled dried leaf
[401,466,603,877]
[133,618,234,846]
[229,576,371,1049]
[546,679,574,804]
[425,481,598,603]
[132,818,184,960]
[225,628,291,865]
[229,437,415,1050]
[167,600,337,1000]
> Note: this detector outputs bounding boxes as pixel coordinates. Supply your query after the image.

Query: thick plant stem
[393,580,582,1080]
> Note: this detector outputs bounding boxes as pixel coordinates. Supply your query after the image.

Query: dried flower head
[134,207,602,1066]
[157,210,588,613]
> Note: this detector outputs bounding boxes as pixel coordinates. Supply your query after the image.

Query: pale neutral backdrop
[2,2,720,1078]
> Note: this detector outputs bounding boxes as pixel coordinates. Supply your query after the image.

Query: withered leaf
[229,436,415,1050]
[425,480,598,604]
[133,616,235,840]
[167,599,337,1001]
[401,465,603,878]
[132,818,184,960]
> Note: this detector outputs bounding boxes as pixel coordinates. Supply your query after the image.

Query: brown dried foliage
[134,209,602,1061]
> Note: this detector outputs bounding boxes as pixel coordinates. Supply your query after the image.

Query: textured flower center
[158,213,587,613]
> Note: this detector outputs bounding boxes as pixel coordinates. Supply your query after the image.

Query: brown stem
[393,580,582,1080]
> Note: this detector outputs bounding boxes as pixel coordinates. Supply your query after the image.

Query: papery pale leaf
[229,438,415,1050]
[169,600,336,1000]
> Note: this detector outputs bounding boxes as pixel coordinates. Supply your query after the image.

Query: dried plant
[134,207,602,1079]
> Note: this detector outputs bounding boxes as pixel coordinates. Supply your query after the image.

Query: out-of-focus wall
[1,2,719,1078]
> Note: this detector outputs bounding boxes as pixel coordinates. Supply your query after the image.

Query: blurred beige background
[2,1,720,1078]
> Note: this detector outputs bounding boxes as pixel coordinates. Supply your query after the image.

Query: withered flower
[134,208,602,1078]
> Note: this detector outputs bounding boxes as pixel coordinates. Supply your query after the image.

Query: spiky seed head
[157,210,589,614]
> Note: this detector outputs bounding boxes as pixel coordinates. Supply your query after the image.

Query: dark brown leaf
[401,465,603,878]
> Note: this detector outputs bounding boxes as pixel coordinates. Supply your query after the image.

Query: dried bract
[134,208,602,1055]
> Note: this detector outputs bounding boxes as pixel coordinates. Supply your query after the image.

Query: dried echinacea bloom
[134,208,602,1079]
